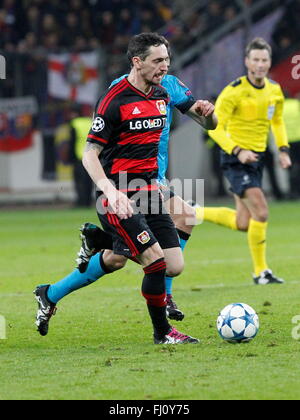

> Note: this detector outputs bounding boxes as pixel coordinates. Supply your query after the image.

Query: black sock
[142,258,170,338]
[176,228,191,242]
[99,251,113,273]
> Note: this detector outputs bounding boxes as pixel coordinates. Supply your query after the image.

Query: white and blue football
[217,303,259,343]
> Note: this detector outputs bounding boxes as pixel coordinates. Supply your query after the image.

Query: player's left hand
[279,151,292,169]
[194,100,215,117]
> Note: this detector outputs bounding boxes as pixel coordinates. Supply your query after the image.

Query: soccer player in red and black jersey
[34,33,199,344]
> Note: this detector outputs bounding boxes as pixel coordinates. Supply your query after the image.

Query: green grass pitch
[1,201,300,400]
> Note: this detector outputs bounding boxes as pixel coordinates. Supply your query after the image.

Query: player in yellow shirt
[197,37,292,285]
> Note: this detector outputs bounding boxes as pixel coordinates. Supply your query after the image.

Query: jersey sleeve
[109,74,128,88]
[86,95,119,146]
[167,76,196,114]
[208,85,238,154]
[270,85,289,149]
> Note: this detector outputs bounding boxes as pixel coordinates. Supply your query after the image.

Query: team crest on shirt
[92,117,105,132]
[137,230,151,245]
[156,100,167,115]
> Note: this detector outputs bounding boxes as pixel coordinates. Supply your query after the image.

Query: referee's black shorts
[221,151,265,198]
[95,190,180,258]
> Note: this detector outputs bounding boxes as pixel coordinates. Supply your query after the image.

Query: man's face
[245,48,271,81]
[135,44,170,85]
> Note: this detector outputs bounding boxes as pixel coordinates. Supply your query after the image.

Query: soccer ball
[217,303,259,343]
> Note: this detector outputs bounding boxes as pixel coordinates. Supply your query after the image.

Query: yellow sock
[196,207,237,230]
[248,219,268,276]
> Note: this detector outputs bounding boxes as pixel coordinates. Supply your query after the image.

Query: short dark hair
[245,37,272,57]
[127,32,170,65]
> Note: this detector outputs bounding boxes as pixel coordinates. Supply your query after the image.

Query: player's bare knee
[237,221,249,232]
[139,243,164,268]
[149,247,164,263]
[111,258,127,271]
[256,208,269,222]
[103,251,127,271]
[163,246,184,277]
[166,265,184,278]
[236,211,250,231]
[166,260,184,278]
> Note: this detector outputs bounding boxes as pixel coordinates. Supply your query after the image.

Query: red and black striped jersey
[87,77,169,192]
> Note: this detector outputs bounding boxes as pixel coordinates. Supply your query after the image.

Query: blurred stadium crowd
[1,0,299,62]
[1,0,300,203]
[0,0,272,51]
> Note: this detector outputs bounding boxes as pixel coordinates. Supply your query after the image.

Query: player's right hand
[106,189,135,219]
[194,100,215,117]
[237,150,259,164]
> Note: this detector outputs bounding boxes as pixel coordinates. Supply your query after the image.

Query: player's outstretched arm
[186,100,218,130]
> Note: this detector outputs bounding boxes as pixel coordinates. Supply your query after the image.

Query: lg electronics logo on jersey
[0,315,6,339]
[129,117,166,130]
[0,55,6,80]
[291,55,300,80]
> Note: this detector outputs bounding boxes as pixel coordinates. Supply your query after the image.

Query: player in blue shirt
[34,73,216,336]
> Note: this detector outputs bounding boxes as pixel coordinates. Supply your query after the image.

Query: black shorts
[95,190,180,257]
[221,151,265,198]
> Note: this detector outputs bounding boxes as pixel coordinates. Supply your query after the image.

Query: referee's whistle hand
[279,152,292,169]
[238,150,259,164]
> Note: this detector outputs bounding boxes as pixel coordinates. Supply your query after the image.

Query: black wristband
[279,146,290,154]
[236,149,243,158]
[233,146,242,157]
